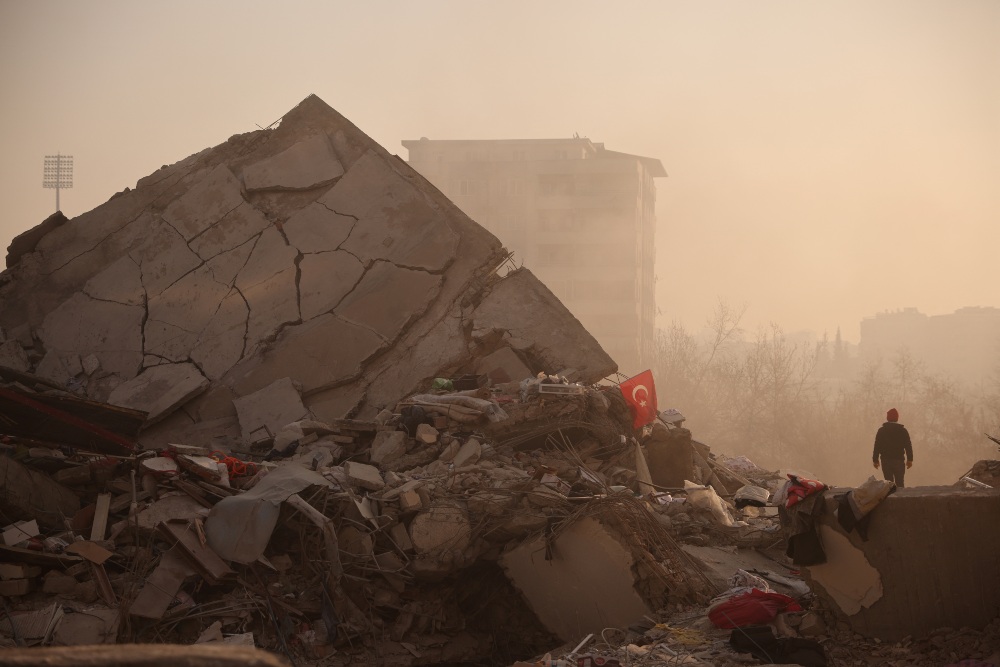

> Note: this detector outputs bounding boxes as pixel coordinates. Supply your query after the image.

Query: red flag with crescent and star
[619,370,658,429]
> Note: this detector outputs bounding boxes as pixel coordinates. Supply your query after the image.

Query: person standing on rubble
[872,408,913,487]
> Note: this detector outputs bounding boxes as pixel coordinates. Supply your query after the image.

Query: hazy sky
[1,1,997,342]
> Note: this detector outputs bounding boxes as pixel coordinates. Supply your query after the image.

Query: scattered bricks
[0,579,30,596]
[398,490,423,512]
[344,461,385,491]
[452,438,482,468]
[415,424,439,444]
[370,431,408,465]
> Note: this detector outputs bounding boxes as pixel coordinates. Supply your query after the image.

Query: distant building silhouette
[402,137,666,374]
[859,306,1000,385]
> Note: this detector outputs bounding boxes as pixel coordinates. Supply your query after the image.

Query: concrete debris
[0,95,996,667]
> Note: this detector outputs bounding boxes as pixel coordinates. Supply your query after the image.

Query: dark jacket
[873,421,913,463]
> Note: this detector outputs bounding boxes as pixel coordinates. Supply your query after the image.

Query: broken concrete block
[500,516,654,642]
[389,522,414,552]
[438,441,460,462]
[408,501,471,555]
[398,490,423,512]
[415,423,439,444]
[344,461,384,491]
[0,340,30,372]
[452,438,482,468]
[108,362,209,425]
[42,570,79,595]
[81,353,101,376]
[370,430,408,465]
[243,133,345,192]
[232,377,309,445]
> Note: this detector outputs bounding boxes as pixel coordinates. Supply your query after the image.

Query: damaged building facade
[0,96,998,667]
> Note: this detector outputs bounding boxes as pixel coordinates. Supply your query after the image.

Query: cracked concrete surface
[0,95,616,444]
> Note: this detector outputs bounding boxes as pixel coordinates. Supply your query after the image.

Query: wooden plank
[158,521,234,585]
[128,546,195,619]
[90,493,111,541]
[0,644,290,667]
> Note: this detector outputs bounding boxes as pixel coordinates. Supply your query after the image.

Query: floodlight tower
[43,153,73,212]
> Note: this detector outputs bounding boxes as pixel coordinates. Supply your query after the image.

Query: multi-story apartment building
[859,306,1000,386]
[402,136,665,375]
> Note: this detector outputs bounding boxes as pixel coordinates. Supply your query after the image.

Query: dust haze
[1,2,998,483]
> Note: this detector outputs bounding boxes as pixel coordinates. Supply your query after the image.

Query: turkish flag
[620,370,658,429]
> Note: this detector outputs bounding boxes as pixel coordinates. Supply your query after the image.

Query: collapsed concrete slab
[500,516,654,642]
[805,486,1000,641]
[0,95,615,446]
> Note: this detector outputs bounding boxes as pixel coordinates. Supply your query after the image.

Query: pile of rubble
[1,95,997,666]
[2,366,998,666]
[0,366,750,663]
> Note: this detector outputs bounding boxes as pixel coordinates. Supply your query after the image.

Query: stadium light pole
[43,153,73,213]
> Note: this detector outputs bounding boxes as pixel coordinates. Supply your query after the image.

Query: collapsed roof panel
[0,95,616,445]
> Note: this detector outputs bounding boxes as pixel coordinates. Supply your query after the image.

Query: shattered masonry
[1,96,999,667]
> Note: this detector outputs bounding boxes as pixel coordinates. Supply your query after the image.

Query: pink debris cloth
[708,589,803,629]
[784,474,827,508]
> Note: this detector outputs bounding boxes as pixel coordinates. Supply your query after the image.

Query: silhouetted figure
[872,408,913,487]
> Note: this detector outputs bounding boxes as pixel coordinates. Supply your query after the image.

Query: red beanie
[887,408,899,422]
